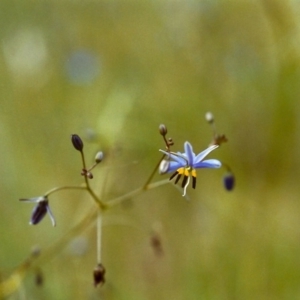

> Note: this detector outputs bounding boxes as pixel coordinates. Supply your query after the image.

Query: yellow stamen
[177,167,185,175]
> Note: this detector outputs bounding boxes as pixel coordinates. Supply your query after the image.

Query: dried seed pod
[71,134,84,151]
[93,263,106,287]
[35,269,44,286]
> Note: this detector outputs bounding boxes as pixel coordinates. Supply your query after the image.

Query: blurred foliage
[1,0,300,299]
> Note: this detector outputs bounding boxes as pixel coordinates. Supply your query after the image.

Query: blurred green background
[1,0,300,299]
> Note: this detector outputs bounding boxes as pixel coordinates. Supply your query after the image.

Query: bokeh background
[1,0,300,299]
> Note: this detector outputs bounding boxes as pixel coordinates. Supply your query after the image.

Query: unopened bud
[71,134,84,151]
[93,263,106,287]
[167,138,174,146]
[205,112,214,124]
[95,151,104,163]
[87,172,93,179]
[159,124,167,136]
[223,172,235,191]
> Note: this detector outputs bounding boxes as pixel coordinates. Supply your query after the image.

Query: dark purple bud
[71,134,84,151]
[93,263,106,287]
[30,199,49,225]
[223,172,235,191]
[159,124,167,136]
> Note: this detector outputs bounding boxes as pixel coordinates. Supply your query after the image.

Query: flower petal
[46,205,56,227]
[194,159,221,168]
[184,142,194,165]
[194,145,219,164]
[159,150,186,165]
[19,196,45,203]
[167,161,183,172]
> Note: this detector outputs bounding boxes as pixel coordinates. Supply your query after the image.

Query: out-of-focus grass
[1,1,300,299]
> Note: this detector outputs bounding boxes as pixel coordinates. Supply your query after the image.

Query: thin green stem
[142,154,165,189]
[80,150,107,210]
[44,186,87,197]
[34,207,98,266]
[107,178,170,208]
[97,211,102,264]
[80,151,89,188]
[87,187,107,210]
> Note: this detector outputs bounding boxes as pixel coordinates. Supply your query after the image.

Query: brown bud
[159,124,168,136]
[167,138,174,146]
[93,263,106,287]
[71,134,84,151]
[87,172,93,179]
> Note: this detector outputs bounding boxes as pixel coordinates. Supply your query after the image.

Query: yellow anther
[191,169,197,178]
[177,167,185,175]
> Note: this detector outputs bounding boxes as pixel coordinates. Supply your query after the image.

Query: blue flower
[159,142,221,196]
[19,196,56,226]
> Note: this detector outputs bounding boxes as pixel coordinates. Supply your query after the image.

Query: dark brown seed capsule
[93,263,106,287]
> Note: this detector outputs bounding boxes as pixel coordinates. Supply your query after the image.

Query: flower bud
[93,263,106,287]
[95,151,104,163]
[205,112,214,124]
[71,134,84,151]
[223,172,235,191]
[167,138,174,146]
[87,172,93,179]
[159,124,167,136]
[159,159,170,174]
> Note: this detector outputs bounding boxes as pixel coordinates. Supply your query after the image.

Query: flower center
[169,166,197,195]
